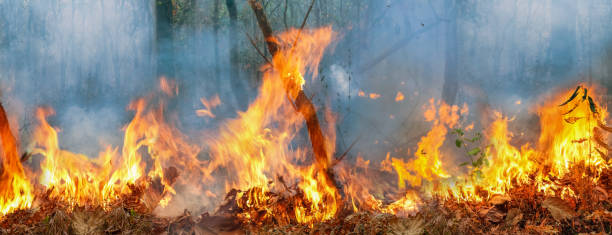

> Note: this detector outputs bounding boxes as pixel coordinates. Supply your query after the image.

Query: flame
[0,105,33,215]
[203,26,338,225]
[0,22,607,225]
[196,95,221,118]
[536,86,608,176]
[391,99,460,189]
[30,81,201,209]
[395,92,404,102]
[383,85,609,203]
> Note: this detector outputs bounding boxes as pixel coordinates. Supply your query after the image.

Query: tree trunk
[155,0,174,78]
[213,0,221,91]
[247,0,338,193]
[442,0,459,106]
[226,0,248,109]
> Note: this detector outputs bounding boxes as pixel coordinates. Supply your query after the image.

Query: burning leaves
[196,95,221,118]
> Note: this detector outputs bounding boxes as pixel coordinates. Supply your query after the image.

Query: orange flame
[31,81,201,210]
[384,85,609,203]
[202,26,338,225]
[395,92,404,102]
[0,105,33,215]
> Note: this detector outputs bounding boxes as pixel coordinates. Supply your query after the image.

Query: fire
[202,26,338,225]
[391,99,461,189]
[0,104,33,215]
[395,91,404,102]
[196,95,221,118]
[0,23,608,230]
[30,80,201,210]
[384,85,609,203]
[536,86,608,177]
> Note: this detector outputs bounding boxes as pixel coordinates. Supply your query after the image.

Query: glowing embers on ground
[385,85,610,203]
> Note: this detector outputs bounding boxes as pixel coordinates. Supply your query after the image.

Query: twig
[358,18,443,72]
[244,31,272,64]
[333,134,363,166]
[283,0,289,29]
[290,0,316,51]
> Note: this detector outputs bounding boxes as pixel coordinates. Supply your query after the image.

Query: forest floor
[1,167,610,235]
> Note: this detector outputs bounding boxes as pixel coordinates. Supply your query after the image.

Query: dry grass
[0,168,610,234]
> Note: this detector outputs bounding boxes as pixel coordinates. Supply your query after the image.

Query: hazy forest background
[1,0,612,161]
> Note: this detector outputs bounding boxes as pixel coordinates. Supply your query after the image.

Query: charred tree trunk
[247,0,338,193]
[226,0,248,109]
[442,0,459,106]
[155,0,175,79]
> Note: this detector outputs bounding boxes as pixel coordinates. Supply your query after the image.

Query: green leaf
[453,128,464,136]
[559,86,581,106]
[455,139,463,148]
[468,147,481,156]
[474,157,483,167]
[460,162,470,166]
[473,169,483,179]
[588,96,598,114]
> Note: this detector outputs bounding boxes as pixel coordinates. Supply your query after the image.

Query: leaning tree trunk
[247,0,338,192]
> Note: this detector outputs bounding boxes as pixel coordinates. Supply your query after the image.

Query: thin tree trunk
[213,0,221,90]
[226,0,248,109]
[442,0,458,106]
[155,0,174,78]
[247,0,338,193]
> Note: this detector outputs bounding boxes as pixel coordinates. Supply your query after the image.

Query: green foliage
[453,128,491,180]
[42,215,50,224]
[560,86,612,162]
[129,208,137,217]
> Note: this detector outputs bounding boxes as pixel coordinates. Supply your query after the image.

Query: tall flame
[0,104,33,215]
[203,26,338,225]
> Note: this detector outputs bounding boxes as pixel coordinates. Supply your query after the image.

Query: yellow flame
[0,107,33,215]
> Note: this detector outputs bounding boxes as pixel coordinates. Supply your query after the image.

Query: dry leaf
[488,194,511,205]
[542,197,576,221]
[504,208,523,226]
[479,207,505,223]
[525,224,559,234]
[564,116,583,124]
[585,210,612,221]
